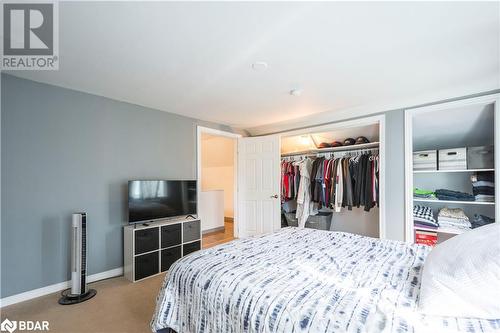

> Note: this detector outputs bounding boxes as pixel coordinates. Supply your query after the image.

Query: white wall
[200,190,225,231]
[201,134,235,218]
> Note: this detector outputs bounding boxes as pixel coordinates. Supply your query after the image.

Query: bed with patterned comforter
[151,228,500,333]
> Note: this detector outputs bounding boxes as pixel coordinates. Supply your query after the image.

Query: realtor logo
[3,3,54,55]
[1,1,59,70]
[0,319,17,333]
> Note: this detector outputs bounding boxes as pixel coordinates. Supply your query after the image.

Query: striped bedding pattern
[151,228,500,333]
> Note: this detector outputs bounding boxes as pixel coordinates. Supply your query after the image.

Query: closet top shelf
[281,142,379,157]
[413,168,494,174]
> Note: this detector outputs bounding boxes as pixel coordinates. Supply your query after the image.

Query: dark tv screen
[128,180,197,223]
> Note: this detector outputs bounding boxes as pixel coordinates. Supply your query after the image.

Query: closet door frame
[278,115,387,239]
[404,93,500,243]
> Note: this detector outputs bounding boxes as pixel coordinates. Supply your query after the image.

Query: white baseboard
[0,267,123,308]
[202,226,225,234]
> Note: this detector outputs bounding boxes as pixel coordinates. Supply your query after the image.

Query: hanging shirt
[294,163,301,200]
[281,161,288,202]
[334,158,344,212]
[296,158,313,228]
[371,156,377,205]
[324,159,333,205]
[312,157,325,205]
[357,155,368,208]
[287,162,294,199]
[363,156,374,212]
[310,158,320,200]
[330,158,339,208]
[342,157,354,210]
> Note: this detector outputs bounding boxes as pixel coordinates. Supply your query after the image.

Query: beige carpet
[1,273,166,333]
[1,226,236,333]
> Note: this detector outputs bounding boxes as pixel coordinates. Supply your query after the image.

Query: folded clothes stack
[413,188,436,199]
[471,172,495,202]
[471,214,495,229]
[437,207,471,232]
[435,189,475,201]
[413,205,438,229]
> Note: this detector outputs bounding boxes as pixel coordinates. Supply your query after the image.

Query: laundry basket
[305,212,332,231]
[284,212,298,227]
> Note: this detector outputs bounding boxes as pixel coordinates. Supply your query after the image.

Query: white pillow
[418,222,500,319]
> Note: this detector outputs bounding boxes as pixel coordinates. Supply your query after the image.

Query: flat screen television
[128,180,197,223]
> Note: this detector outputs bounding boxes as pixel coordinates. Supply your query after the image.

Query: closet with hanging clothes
[279,116,385,239]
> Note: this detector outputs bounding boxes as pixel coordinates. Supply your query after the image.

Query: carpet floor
[1,274,165,333]
[1,222,236,333]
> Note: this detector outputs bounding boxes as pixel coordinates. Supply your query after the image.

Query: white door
[237,135,281,238]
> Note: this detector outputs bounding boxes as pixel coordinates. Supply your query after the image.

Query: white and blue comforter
[152,228,500,333]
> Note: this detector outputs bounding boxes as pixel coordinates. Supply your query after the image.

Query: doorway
[197,126,241,248]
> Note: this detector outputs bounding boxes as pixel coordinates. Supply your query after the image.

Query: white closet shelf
[413,225,465,235]
[413,168,494,174]
[281,142,379,157]
[413,198,495,205]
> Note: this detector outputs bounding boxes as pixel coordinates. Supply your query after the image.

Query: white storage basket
[413,150,437,171]
[439,148,467,170]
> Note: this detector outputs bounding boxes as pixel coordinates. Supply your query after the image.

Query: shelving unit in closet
[404,94,500,246]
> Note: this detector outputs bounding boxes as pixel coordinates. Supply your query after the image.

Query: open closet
[405,95,499,245]
[279,116,385,239]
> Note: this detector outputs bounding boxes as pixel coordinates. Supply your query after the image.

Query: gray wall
[0,74,231,298]
[384,110,405,240]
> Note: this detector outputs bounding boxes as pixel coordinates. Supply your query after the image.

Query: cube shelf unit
[404,94,500,244]
[124,217,202,282]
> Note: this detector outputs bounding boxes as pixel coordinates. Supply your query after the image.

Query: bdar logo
[0,318,49,332]
[0,319,17,333]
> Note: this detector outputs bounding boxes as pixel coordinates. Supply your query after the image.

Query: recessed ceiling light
[251,62,268,71]
[290,89,303,97]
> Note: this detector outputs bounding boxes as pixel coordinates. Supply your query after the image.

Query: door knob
[270,194,278,199]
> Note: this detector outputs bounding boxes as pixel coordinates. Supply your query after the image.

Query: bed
[151,227,500,332]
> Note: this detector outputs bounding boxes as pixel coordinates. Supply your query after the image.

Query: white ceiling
[8,2,500,133]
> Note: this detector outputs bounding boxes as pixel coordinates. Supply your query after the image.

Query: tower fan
[59,212,97,305]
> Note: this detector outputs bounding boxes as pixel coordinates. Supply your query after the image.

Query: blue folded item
[471,214,495,229]
[473,187,495,196]
[435,189,475,201]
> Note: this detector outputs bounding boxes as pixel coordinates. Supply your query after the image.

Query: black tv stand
[124,217,202,282]
[186,215,196,219]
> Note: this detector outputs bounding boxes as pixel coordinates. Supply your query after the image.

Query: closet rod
[281,141,379,157]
